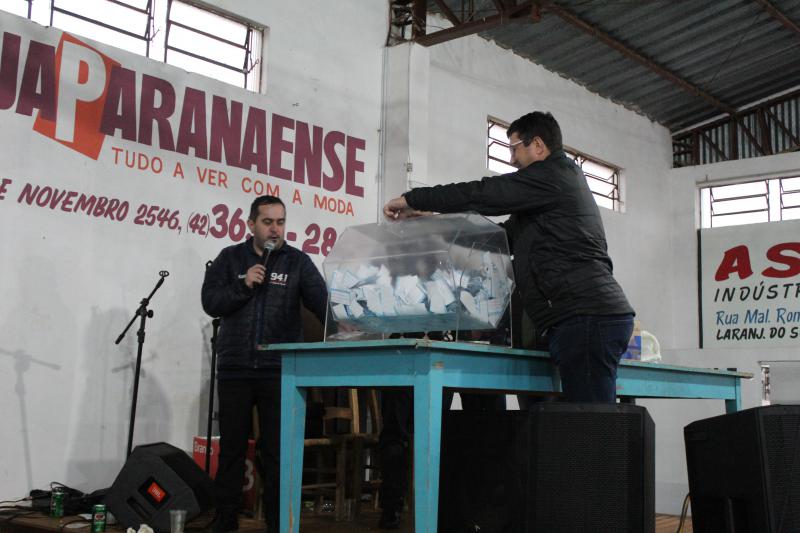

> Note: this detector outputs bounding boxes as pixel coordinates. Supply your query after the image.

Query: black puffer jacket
[201,238,328,375]
[404,149,633,330]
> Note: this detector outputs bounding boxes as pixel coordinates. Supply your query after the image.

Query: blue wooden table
[274,339,751,532]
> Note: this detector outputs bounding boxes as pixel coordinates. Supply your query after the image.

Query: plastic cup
[169,509,187,533]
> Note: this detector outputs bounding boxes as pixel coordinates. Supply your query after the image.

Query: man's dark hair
[507,111,563,152]
[249,195,285,221]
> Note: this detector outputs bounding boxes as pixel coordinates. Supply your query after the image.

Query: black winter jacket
[404,149,633,330]
[201,238,328,375]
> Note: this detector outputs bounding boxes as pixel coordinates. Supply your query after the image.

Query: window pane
[582,159,616,182]
[54,0,149,36]
[166,1,261,91]
[712,196,768,215]
[782,177,800,193]
[488,123,508,141]
[170,1,248,43]
[167,49,244,87]
[20,0,262,91]
[168,24,245,68]
[697,177,800,228]
[2,1,30,18]
[712,211,769,227]
[52,12,149,56]
[700,188,711,228]
[48,0,151,57]
[115,0,151,10]
[782,191,800,208]
[488,141,511,161]
[587,177,616,198]
[710,181,767,200]
[594,195,615,210]
[488,159,516,174]
[782,207,800,221]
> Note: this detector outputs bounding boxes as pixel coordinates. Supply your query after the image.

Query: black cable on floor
[675,492,691,533]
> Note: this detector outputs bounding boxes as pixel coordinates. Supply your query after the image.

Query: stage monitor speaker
[684,405,800,533]
[527,403,655,533]
[106,442,215,532]
[438,403,655,533]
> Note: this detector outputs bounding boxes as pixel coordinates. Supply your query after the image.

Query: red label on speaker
[146,482,166,503]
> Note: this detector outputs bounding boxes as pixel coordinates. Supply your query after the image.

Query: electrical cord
[58,518,92,532]
[0,497,30,506]
[675,492,691,533]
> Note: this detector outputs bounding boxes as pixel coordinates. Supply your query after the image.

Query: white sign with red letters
[700,220,800,347]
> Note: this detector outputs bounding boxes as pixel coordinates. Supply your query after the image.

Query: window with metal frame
[49,0,154,57]
[487,117,517,175]
[164,1,261,91]
[6,0,33,19]
[5,0,263,92]
[566,149,621,212]
[699,177,800,228]
[487,117,622,211]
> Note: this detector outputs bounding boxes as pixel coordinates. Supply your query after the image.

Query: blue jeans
[546,314,634,403]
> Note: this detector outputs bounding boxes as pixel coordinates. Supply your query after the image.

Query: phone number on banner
[13,182,338,256]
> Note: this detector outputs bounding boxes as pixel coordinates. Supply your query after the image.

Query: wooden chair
[299,306,381,520]
[302,387,381,520]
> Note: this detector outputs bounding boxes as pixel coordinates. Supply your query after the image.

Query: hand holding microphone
[244,240,276,288]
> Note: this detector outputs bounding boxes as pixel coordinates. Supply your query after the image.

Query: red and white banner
[700,220,800,347]
[0,11,374,263]
[0,10,378,494]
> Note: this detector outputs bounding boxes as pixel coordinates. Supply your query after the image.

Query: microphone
[262,240,276,268]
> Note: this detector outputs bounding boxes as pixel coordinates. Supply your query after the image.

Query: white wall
[0,1,386,500]
[647,150,800,512]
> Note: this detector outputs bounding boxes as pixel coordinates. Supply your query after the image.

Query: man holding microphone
[202,195,328,533]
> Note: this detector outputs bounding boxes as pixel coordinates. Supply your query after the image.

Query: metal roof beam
[415,1,533,47]
[412,0,427,39]
[544,3,737,116]
[431,0,460,26]
[753,0,800,38]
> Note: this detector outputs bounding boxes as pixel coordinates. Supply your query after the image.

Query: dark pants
[546,313,634,403]
[215,376,281,532]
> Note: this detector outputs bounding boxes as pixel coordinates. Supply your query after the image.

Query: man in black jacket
[202,195,328,533]
[383,111,634,403]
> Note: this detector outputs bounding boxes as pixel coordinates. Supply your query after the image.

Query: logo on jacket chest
[269,272,289,286]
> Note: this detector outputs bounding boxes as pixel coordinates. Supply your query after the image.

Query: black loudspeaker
[684,405,800,533]
[438,403,655,533]
[527,403,655,533]
[438,410,530,532]
[106,443,215,532]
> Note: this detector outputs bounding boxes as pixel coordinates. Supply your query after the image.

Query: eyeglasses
[508,139,524,155]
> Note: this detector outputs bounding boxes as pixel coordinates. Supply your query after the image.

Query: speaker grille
[762,410,800,531]
[685,405,800,533]
[531,407,649,532]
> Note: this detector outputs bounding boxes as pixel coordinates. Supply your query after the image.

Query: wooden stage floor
[0,508,692,532]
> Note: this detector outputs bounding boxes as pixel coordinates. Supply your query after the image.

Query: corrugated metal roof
[430,0,800,131]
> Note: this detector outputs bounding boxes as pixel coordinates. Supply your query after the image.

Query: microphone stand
[204,316,220,473]
[115,271,169,458]
[204,260,220,473]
